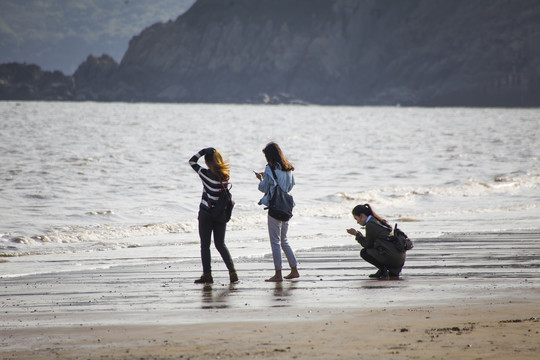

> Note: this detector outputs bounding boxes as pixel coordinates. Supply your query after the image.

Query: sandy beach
[2,231,539,359]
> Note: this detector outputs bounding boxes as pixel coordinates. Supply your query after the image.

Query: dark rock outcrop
[73,54,120,101]
[0,63,74,100]
[1,0,539,106]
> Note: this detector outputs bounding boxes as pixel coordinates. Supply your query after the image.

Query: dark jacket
[356,216,406,273]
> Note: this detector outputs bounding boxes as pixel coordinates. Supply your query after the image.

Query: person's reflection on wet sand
[272,281,298,306]
[201,283,238,309]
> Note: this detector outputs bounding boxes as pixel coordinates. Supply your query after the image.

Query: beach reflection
[272,281,298,307]
[361,277,405,290]
[201,283,238,309]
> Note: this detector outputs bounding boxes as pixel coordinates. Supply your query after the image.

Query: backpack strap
[204,191,213,208]
[204,181,230,207]
[269,166,283,191]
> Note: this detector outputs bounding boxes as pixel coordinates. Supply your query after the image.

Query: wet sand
[1,231,539,359]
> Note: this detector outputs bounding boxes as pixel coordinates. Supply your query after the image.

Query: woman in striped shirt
[189,147,237,284]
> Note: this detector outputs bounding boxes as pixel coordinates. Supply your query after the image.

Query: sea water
[1,102,539,277]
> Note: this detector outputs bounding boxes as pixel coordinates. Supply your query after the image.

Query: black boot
[194,273,213,284]
[369,269,383,278]
[378,267,389,280]
[227,263,238,283]
[229,270,239,283]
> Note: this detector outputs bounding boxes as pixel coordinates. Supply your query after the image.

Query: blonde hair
[205,149,230,181]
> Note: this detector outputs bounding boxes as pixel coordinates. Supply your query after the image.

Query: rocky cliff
[2,0,540,106]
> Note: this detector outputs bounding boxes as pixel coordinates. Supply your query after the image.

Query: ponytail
[352,203,390,228]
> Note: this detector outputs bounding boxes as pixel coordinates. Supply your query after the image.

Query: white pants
[267,215,297,271]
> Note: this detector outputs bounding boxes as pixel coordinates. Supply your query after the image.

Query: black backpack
[389,224,414,252]
[206,183,234,223]
[267,167,295,221]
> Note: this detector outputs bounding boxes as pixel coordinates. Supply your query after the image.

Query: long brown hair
[352,203,390,228]
[205,149,230,181]
[262,142,294,171]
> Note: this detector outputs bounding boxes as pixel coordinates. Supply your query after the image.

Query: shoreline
[2,231,539,359]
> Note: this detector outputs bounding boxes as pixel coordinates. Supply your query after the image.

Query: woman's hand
[346,228,359,236]
[254,171,263,181]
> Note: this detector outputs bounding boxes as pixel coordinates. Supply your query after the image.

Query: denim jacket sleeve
[258,165,276,206]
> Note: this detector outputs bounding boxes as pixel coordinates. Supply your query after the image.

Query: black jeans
[198,210,234,274]
[360,248,403,276]
[360,248,385,269]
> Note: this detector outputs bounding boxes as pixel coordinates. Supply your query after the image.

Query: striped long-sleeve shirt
[189,149,228,213]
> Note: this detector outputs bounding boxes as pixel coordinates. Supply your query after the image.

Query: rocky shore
[1,0,539,106]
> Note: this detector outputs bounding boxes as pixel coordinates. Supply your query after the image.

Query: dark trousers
[360,248,404,276]
[198,210,234,274]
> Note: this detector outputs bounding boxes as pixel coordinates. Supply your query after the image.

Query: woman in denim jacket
[255,142,300,282]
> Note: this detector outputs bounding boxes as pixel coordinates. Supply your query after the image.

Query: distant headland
[1,0,539,106]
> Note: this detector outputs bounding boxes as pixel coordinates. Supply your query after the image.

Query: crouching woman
[346,204,406,279]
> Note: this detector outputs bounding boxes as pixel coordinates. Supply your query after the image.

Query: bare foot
[284,269,299,280]
[265,275,283,282]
